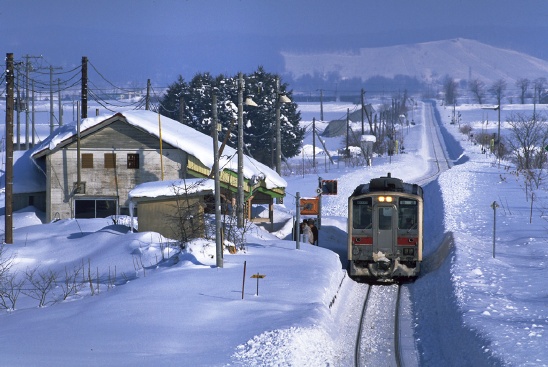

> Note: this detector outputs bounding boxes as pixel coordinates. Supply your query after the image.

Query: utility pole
[58,78,63,126]
[212,92,222,267]
[275,77,282,175]
[23,55,41,150]
[346,108,350,159]
[5,53,14,244]
[312,117,316,168]
[237,73,245,228]
[319,89,324,121]
[179,97,185,124]
[49,64,62,134]
[49,66,54,133]
[361,88,365,135]
[31,80,35,146]
[15,63,21,150]
[81,56,88,119]
[145,78,151,110]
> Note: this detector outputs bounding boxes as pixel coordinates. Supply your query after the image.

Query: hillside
[282,38,548,85]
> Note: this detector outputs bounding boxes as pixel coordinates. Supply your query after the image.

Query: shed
[128,178,214,241]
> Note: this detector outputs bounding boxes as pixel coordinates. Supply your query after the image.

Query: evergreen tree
[159,68,303,169]
[243,67,303,167]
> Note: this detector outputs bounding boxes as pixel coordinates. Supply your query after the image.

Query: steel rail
[355,285,402,367]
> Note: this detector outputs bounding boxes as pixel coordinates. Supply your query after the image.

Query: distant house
[30,110,286,223]
[321,104,375,137]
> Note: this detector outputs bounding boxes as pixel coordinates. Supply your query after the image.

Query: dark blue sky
[2,0,546,87]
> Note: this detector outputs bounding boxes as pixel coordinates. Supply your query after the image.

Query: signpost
[251,273,266,296]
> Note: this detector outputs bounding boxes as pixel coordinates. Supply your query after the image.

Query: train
[347,173,423,281]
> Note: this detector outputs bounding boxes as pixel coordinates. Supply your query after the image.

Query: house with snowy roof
[30,110,286,224]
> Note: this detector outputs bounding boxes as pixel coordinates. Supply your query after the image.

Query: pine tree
[243,67,303,167]
[159,68,303,169]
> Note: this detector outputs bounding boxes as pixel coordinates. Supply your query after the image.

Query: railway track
[355,284,401,367]
[354,284,419,367]
[415,101,452,187]
[351,101,450,367]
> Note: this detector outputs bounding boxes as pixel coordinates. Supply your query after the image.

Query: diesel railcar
[348,173,423,281]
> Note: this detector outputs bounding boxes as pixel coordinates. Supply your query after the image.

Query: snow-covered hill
[282,38,548,85]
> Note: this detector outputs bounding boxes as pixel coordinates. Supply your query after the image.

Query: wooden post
[5,53,14,244]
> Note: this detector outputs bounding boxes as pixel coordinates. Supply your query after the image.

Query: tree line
[442,76,547,105]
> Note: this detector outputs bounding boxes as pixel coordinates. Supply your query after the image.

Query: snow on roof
[31,110,286,190]
[128,178,215,200]
[360,134,377,143]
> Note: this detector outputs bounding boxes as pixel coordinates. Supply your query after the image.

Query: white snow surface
[0,100,547,366]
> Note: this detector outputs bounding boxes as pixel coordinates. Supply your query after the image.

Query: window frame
[127,153,140,169]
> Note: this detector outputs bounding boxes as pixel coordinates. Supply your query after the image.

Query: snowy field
[0,100,547,366]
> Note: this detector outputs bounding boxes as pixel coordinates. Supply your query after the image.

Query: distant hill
[282,38,548,86]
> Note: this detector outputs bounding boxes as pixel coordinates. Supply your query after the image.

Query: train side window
[352,198,372,229]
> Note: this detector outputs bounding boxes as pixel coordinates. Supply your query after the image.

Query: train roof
[351,173,423,197]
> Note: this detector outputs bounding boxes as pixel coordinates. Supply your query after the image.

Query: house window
[104,153,116,169]
[127,153,140,169]
[75,198,117,218]
[82,153,94,168]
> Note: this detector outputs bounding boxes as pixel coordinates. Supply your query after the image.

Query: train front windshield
[398,198,418,229]
[352,197,372,229]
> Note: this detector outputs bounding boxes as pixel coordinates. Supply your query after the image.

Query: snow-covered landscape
[0,97,547,366]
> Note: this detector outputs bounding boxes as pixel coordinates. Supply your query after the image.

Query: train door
[373,204,397,255]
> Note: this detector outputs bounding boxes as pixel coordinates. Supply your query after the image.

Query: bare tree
[0,244,14,280]
[533,77,547,103]
[0,245,24,310]
[469,78,486,104]
[0,271,24,310]
[60,264,85,300]
[515,78,530,104]
[442,75,458,105]
[489,79,507,106]
[170,180,208,248]
[506,112,548,170]
[23,267,59,307]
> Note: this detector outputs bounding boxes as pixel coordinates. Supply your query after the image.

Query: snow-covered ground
[0,100,547,366]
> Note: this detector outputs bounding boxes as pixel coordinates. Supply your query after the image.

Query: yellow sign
[251,274,266,279]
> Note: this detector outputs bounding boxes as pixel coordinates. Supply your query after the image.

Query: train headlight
[378,196,393,202]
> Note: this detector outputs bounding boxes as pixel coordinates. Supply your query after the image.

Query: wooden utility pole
[346,108,350,158]
[5,53,14,244]
[49,64,62,134]
[81,56,88,119]
[212,92,222,268]
[312,117,316,168]
[23,55,41,149]
[361,88,365,135]
[58,79,63,126]
[145,78,150,110]
[15,63,21,150]
[319,89,324,121]
[179,97,185,124]
[31,80,35,146]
